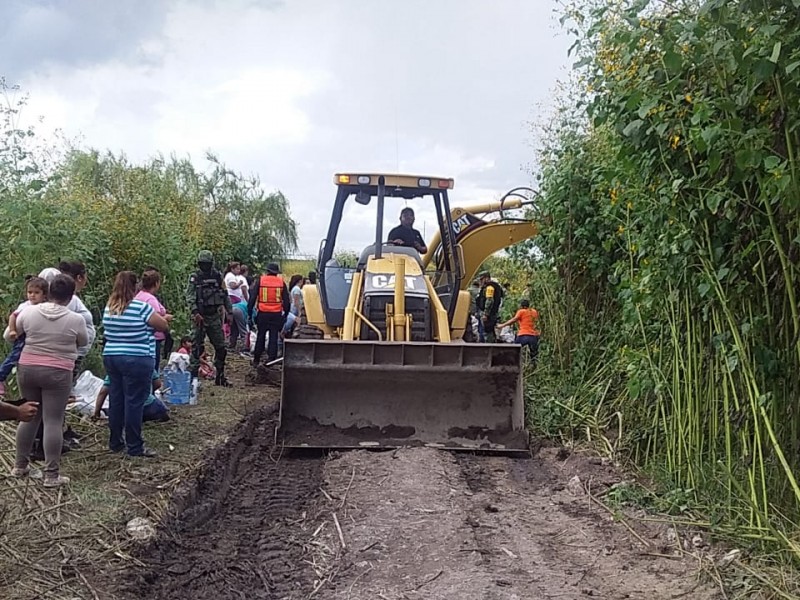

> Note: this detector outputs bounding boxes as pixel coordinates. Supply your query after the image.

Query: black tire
[294,324,324,339]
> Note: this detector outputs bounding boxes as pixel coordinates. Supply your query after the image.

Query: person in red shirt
[498,299,540,363]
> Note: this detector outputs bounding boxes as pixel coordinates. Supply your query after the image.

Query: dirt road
[114,404,718,600]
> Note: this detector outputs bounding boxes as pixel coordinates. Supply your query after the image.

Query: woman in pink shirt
[12,274,88,487]
[135,268,173,371]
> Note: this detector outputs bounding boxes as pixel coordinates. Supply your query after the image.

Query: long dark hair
[58,260,87,279]
[288,274,303,290]
[107,271,138,315]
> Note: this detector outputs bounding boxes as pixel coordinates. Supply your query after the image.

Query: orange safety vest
[257,274,284,313]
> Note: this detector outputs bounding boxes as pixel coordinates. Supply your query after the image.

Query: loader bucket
[277,340,528,451]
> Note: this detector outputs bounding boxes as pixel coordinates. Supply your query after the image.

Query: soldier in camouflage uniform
[185,250,233,386]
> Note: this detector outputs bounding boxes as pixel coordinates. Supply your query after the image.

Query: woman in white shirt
[224,262,250,351]
[224,262,246,304]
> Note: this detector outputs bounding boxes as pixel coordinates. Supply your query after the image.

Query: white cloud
[155,68,327,151]
[10,0,571,256]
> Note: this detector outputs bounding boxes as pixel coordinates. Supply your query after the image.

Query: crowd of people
[0,253,311,489]
[186,252,312,378]
[0,262,96,487]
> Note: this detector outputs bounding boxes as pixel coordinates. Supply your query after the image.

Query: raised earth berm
[246,362,283,386]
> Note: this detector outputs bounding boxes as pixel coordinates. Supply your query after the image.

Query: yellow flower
[684,93,693,103]
[617,225,625,235]
[670,135,680,149]
[626,201,633,210]
[610,188,618,206]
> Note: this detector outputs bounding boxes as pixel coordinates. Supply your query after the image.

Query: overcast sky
[2,0,571,255]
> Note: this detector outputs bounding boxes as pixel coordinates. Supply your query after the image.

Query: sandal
[10,466,42,479]
[43,475,70,488]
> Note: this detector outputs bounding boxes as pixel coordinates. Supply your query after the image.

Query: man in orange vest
[247,262,290,365]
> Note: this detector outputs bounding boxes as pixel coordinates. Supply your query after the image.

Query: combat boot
[215,371,233,387]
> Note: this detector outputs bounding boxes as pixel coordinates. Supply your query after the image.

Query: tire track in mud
[109,412,719,600]
[118,405,327,600]
[316,449,719,600]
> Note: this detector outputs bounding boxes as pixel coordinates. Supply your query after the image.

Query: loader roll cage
[317,174,463,329]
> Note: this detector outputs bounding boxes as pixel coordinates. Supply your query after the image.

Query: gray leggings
[229,305,248,347]
[15,365,72,475]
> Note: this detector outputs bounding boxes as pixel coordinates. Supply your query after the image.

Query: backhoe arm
[422,198,538,290]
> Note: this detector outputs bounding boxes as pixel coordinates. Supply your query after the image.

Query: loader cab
[317,173,462,329]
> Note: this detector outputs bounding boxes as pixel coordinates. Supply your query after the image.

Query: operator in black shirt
[387,207,428,254]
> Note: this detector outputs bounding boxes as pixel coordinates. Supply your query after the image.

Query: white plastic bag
[470,315,479,340]
[249,332,257,352]
[498,326,516,344]
[70,370,106,416]
[167,351,191,371]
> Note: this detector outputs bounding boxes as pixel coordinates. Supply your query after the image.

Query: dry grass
[0,355,269,600]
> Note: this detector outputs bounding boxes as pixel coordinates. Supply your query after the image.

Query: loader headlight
[357,175,371,184]
[337,175,351,184]
[418,178,431,187]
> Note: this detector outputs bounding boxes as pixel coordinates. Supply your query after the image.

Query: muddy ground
[108,401,719,600]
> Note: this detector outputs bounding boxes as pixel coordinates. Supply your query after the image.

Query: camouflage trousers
[191,311,227,376]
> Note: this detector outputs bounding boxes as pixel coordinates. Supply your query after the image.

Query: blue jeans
[0,336,25,381]
[103,354,154,456]
[516,335,540,362]
[143,397,170,422]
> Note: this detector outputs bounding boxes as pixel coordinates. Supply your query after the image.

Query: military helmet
[198,250,214,263]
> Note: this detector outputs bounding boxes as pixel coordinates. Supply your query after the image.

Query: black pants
[254,312,284,363]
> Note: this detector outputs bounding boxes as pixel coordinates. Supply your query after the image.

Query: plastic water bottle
[190,378,199,405]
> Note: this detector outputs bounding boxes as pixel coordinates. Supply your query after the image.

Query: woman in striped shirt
[103,271,171,457]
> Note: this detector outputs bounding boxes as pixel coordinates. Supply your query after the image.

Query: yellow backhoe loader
[277,173,538,451]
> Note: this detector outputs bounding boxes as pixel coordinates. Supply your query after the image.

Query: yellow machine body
[277,174,538,451]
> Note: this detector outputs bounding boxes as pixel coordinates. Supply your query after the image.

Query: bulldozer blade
[277,340,528,452]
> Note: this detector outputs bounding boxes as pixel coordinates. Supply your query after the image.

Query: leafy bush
[0,82,297,361]
[526,0,800,558]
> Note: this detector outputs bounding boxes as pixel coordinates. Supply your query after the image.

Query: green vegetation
[0,80,297,340]
[512,0,800,568]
